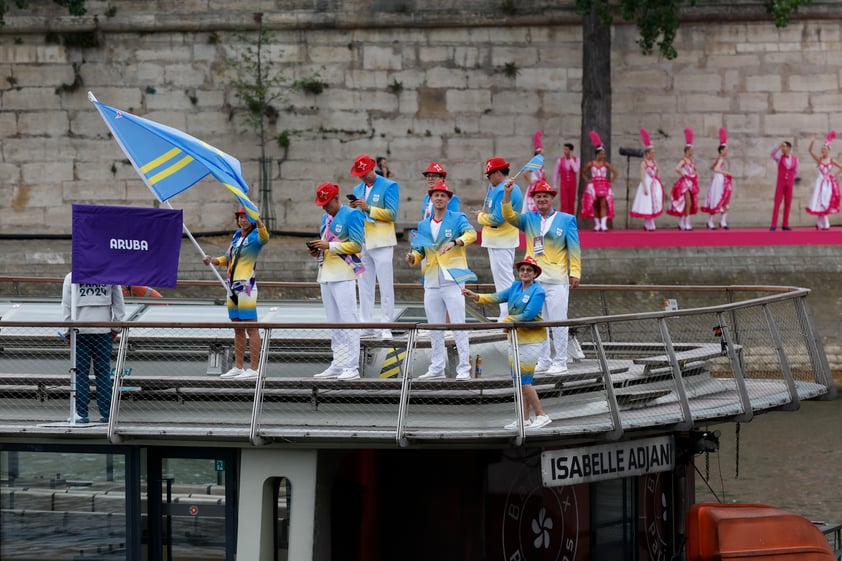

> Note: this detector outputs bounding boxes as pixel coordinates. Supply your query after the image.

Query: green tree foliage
[0,0,87,25]
[575,0,812,60]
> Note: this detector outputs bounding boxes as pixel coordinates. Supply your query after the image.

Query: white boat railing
[0,282,833,446]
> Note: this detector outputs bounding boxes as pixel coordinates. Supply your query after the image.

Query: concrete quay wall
[1,2,842,233]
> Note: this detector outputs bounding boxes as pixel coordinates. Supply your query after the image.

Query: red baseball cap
[427,180,454,198]
[485,157,510,175]
[514,255,542,278]
[234,207,247,216]
[529,180,557,197]
[350,155,376,177]
[315,182,339,206]
[422,161,447,179]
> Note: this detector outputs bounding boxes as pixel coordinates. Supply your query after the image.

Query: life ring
[122,285,162,298]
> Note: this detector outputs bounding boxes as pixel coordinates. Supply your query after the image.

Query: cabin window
[0,448,129,560]
[272,477,291,561]
[591,478,635,560]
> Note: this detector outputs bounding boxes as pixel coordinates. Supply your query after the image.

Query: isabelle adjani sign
[541,435,674,487]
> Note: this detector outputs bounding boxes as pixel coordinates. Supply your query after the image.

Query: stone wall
[1,0,841,235]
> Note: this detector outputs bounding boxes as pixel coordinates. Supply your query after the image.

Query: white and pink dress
[806,161,841,218]
[701,157,732,214]
[629,160,664,219]
[667,159,699,217]
[580,162,615,219]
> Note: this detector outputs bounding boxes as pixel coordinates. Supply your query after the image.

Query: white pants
[536,281,570,370]
[358,245,395,324]
[424,281,470,376]
[487,247,515,320]
[320,280,360,370]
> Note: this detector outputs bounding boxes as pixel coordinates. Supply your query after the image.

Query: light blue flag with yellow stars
[88,91,260,222]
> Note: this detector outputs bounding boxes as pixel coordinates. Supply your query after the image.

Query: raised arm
[808,135,820,163]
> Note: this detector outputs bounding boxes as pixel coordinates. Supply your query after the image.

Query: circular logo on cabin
[502,464,580,561]
[642,472,670,561]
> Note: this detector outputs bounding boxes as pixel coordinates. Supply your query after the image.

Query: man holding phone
[349,154,400,339]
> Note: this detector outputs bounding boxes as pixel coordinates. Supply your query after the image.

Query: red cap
[514,255,542,278]
[350,154,376,177]
[422,161,447,178]
[529,180,557,197]
[485,157,511,175]
[314,182,339,206]
[427,180,454,198]
[234,207,246,216]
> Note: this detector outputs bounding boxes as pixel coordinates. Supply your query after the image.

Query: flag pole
[88,91,232,298]
[165,201,233,297]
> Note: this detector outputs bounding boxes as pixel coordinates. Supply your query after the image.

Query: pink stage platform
[579,226,842,249]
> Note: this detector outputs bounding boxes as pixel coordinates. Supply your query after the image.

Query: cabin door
[146,447,238,561]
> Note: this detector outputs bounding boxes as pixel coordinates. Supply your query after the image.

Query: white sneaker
[234,368,259,379]
[314,366,342,378]
[337,368,360,380]
[568,336,585,361]
[529,415,552,429]
[67,413,89,424]
[534,363,551,374]
[220,366,244,378]
[504,419,532,430]
[455,371,471,380]
[417,370,445,380]
[380,329,393,339]
[544,364,569,375]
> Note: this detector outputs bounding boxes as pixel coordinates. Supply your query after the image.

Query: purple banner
[72,204,183,288]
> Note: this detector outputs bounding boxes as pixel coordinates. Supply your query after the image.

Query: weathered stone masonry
[1,1,842,234]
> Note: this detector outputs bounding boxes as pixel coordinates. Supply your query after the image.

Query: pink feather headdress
[589,130,604,152]
[825,131,837,148]
[533,130,543,152]
[640,128,653,149]
[684,128,693,147]
[718,128,728,148]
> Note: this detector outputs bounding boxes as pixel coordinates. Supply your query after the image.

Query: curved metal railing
[0,278,833,446]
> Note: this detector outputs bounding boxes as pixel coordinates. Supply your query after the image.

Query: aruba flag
[520,154,544,171]
[88,91,260,221]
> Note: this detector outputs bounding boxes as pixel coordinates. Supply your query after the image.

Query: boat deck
[0,281,834,446]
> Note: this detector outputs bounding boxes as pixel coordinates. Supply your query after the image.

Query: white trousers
[487,247,515,320]
[358,245,395,324]
[536,281,570,369]
[320,280,360,370]
[424,281,471,376]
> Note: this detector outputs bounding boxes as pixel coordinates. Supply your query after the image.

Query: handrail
[0,283,831,445]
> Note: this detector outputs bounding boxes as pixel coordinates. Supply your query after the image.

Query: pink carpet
[579,226,842,248]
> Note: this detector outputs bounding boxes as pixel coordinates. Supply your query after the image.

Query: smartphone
[346,194,358,201]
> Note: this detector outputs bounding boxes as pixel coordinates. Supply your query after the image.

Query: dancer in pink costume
[701,128,733,229]
[806,131,842,230]
[629,128,665,231]
[580,131,618,231]
[666,128,699,230]
[554,142,580,215]
[769,140,799,231]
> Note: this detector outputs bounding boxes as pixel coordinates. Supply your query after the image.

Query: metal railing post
[249,327,272,446]
[658,318,693,429]
[592,324,623,440]
[396,327,418,447]
[718,312,753,422]
[794,296,836,397]
[761,303,799,410]
[107,327,130,443]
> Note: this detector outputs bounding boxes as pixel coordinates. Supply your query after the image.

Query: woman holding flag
[406,181,477,380]
[203,208,269,379]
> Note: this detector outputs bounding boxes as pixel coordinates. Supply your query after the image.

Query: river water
[693,395,842,523]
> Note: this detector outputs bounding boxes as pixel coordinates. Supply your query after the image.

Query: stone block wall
[0,1,841,234]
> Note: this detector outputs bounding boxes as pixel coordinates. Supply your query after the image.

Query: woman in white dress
[806,131,842,230]
[702,128,733,229]
[629,128,664,231]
